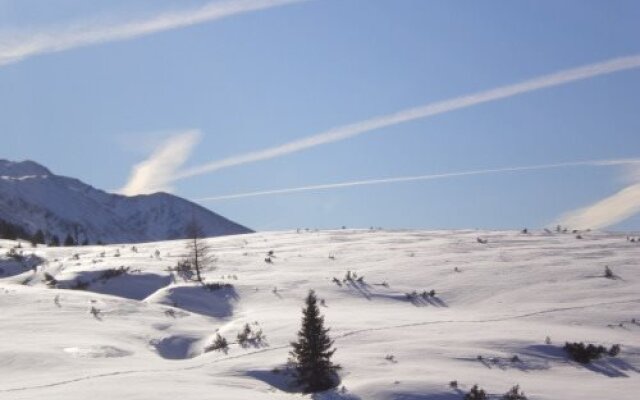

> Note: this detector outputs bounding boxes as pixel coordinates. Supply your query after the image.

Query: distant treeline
[0,218,33,241]
[0,218,96,246]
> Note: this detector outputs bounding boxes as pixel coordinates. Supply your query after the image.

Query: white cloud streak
[195,158,640,202]
[174,54,640,181]
[120,130,202,196]
[0,0,304,67]
[558,183,640,230]
[558,164,640,229]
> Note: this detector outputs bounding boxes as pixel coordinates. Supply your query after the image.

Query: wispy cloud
[0,0,304,67]
[558,163,640,229]
[174,55,640,181]
[120,130,202,196]
[195,158,640,202]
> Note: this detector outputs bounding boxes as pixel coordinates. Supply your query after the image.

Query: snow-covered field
[0,229,638,399]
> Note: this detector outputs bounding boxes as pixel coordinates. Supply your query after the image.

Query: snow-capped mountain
[0,159,252,244]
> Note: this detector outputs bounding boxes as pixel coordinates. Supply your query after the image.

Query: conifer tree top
[289,290,339,393]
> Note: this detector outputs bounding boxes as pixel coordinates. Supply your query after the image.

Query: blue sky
[1,0,639,231]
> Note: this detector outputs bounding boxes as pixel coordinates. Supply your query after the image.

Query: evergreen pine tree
[31,229,46,246]
[49,235,60,247]
[289,290,339,393]
[64,234,76,246]
[0,218,30,240]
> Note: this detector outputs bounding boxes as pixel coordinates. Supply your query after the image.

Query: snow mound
[55,269,172,300]
[0,252,44,278]
[145,284,239,318]
[150,335,202,360]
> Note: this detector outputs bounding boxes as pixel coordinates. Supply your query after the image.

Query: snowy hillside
[0,229,639,399]
[0,159,251,243]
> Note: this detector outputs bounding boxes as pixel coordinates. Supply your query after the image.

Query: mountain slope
[0,229,638,399]
[0,159,251,243]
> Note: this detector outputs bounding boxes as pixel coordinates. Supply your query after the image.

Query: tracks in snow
[335,298,640,339]
[2,297,638,393]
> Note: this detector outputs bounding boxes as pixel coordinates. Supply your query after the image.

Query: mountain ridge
[0,159,252,244]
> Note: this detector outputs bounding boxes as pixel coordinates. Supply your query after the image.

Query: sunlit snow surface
[0,229,639,399]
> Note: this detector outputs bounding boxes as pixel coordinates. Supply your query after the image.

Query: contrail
[0,0,305,67]
[120,130,202,196]
[558,183,640,230]
[195,158,640,202]
[175,54,640,181]
[558,162,640,229]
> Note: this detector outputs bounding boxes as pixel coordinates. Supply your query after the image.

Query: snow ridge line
[335,298,640,339]
[1,297,638,393]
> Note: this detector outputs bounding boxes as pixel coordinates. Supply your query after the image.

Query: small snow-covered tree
[206,333,229,353]
[237,323,252,346]
[465,385,487,400]
[502,385,527,400]
[604,265,614,279]
[609,344,621,357]
[289,290,339,392]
